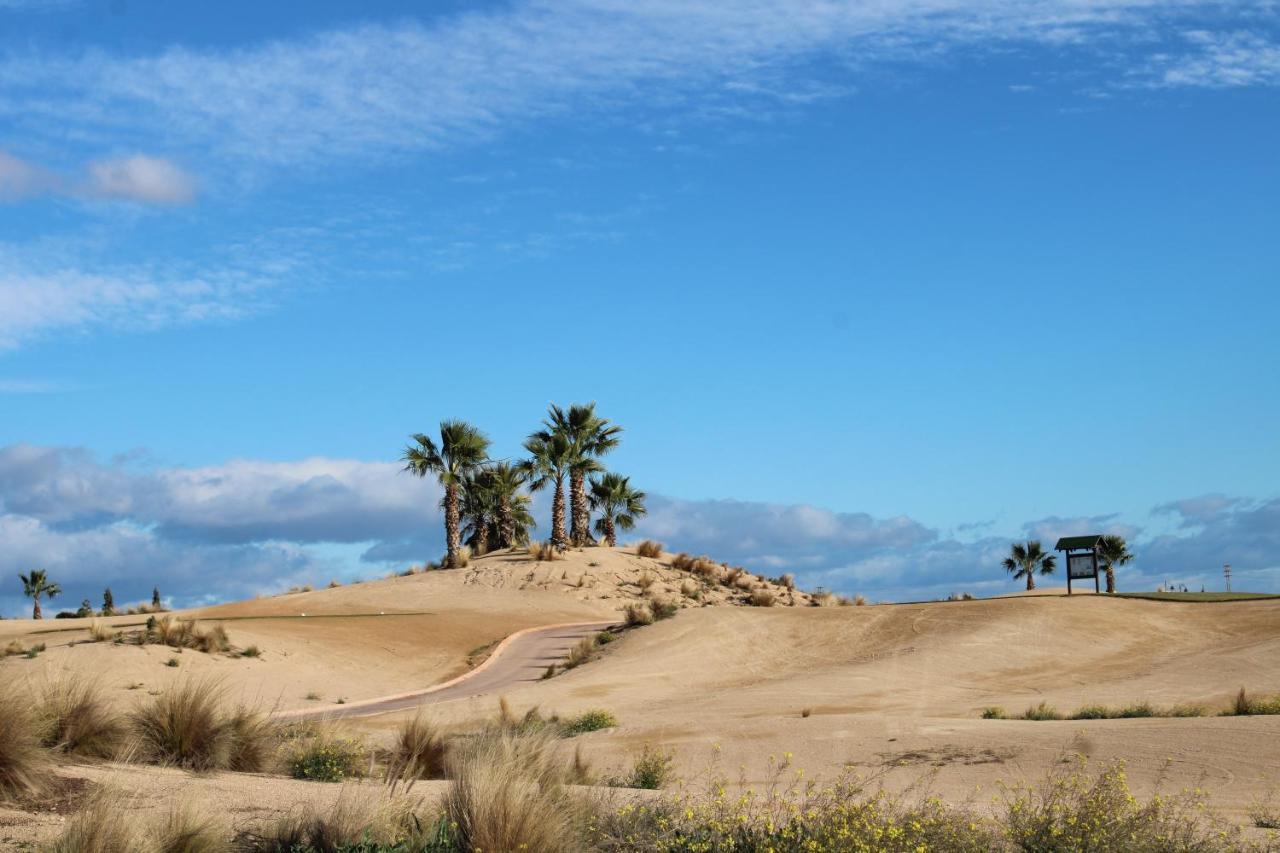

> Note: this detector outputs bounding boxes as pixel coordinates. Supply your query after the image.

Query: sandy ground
[2,546,1278,845]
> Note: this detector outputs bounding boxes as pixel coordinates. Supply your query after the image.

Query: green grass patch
[559,709,618,736]
[1114,591,1280,602]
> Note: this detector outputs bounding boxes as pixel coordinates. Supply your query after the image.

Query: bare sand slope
[414,595,1280,824]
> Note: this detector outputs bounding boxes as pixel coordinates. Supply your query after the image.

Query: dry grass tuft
[444,728,585,853]
[649,597,679,620]
[636,572,656,591]
[0,685,51,800]
[635,540,664,559]
[529,540,562,562]
[779,573,796,590]
[564,636,597,669]
[152,798,232,853]
[224,706,278,773]
[130,679,233,771]
[813,592,838,607]
[254,787,421,852]
[669,552,696,572]
[690,557,722,581]
[623,603,653,627]
[723,567,744,587]
[749,589,776,607]
[733,573,755,591]
[854,594,868,606]
[45,787,150,853]
[36,675,126,760]
[87,619,117,642]
[680,580,699,599]
[385,711,449,792]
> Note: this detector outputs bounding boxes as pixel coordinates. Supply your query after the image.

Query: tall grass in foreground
[46,787,230,853]
[35,676,126,759]
[0,685,50,800]
[445,727,587,853]
[130,679,276,772]
[384,712,449,792]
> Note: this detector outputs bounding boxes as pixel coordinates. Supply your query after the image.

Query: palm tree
[589,473,647,547]
[1097,534,1133,594]
[20,569,61,620]
[541,403,622,546]
[458,471,500,556]
[403,420,491,568]
[520,431,573,550]
[487,462,534,549]
[1002,541,1057,591]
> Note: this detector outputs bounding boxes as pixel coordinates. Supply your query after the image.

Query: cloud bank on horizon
[0,443,1274,617]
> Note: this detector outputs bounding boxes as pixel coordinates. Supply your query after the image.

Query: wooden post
[1067,552,1073,596]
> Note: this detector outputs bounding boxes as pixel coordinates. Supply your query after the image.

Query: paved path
[277,620,618,721]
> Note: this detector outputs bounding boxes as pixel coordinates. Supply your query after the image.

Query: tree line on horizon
[402,402,647,569]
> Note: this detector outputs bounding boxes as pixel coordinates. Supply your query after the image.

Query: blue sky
[1,0,1278,615]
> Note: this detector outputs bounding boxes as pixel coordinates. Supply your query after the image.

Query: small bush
[778,573,796,590]
[691,557,721,580]
[1169,703,1207,717]
[1021,701,1062,721]
[801,708,812,718]
[636,572,655,591]
[165,657,180,667]
[44,788,150,852]
[151,799,231,853]
[723,567,744,587]
[635,540,663,559]
[624,743,674,790]
[623,603,653,627]
[1117,701,1156,718]
[594,631,615,645]
[451,546,471,568]
[650,597,679,620]
[191,623,230,654]
[1229,687,1280,716]
[560,709,617,736]
[981,706,1007,719]
[385,712,448,791]
[224,706,278,773]
[240,645,262,658]
[328,578,343,588]
[529,540,562,561]
[35,676,126,760]
[254,787,422,852]
[1071,704,1111,720]
[0,686,51,799]
[854,594,868,606]
[285,727,367,782]
[749,589,776,607]
[733,573,755,591]
[813,592,837,607]
[680,580,699,599]
[1001,757,1234,851]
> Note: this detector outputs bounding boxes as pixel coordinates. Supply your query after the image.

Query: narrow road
[277,620,618,721]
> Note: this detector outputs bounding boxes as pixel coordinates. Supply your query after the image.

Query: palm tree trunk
[1105,565,1116,594]
[551,477,568,550]
[569,469,592,546]
[1026,570,1035,591]
[444,483,462,568]
[498,499,514,549]
[473,516,490,556]
[602,516,616,547]
[32,597,42,620]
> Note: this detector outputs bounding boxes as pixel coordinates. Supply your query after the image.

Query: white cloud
[85,155,197,204]
[1148,30,1280,88]
[0,150,54,200]
[1,1,1273,173]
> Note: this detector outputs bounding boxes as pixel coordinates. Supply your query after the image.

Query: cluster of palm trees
[1002,536,1134,592]
[402,403,648,569]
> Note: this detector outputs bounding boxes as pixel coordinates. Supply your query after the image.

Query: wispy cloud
[0,379,66,393]
[0,149,197,205]
[2,1,1274,173]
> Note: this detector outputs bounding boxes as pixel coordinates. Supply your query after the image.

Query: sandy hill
[0,544,806,710]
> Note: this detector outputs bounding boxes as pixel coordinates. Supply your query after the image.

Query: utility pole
[1224,563,1232,593]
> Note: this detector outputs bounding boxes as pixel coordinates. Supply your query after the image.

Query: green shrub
[1070,705,1110,720]
[286,730,366,782]
[560,709,617,736]
[650,597,679,620]
[981,706,1007,720]
[625,743,674,790]
[1021,701,1062,721]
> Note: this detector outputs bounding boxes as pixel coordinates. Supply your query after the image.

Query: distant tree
[458,471,498,556]
[1097,535,1133,594]
[521,431,574,550]
[102,587,115,616]
[76,598,94,618]
[402,421,492,569]
[20,569,61,620]
[1002,541,1057,591]
[589,473,647,547]
[152,587,161,609]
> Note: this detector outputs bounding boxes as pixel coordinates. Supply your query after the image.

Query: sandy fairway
[2,546,1278,843]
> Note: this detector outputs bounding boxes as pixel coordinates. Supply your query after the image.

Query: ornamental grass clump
[283,723,367,782]
[623,603,653,627]
[560,709,617,736]
[384,711,449,792]
[35,675,126,760]
[0,685,51,800]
